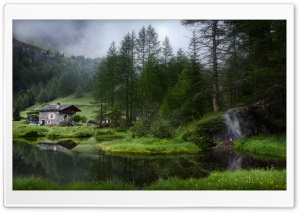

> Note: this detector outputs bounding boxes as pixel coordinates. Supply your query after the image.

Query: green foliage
[26,110,39,116]
[270,119,286,131]
[13,108,21,121]
[131,118,173,139]
[130,118,151,137]
[150,119,174,138]
[75,85,84,98]
[37,88,47,103]
[234,133,286,157]
[81,116,87,123]
[74,128,94,137]
[145,169,286,190]
[13,176,135,190]
[23,128,49,137]
[96,137,199,154]
[182,131,211,147]
[13,170,286,190]
[182,112,224,147]
[72,114,81,122]
[13,121,124,139]
[160,65,210,126]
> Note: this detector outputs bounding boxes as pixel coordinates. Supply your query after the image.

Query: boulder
[212,107,268,142]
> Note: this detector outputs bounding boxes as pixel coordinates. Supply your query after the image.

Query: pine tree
[182,20,226,112]
[118,31,137,125]
[161,36,173,69]
[75,85,84,98]
[136,26,147,71]
[146,25,161,60]
[13,108,21,121]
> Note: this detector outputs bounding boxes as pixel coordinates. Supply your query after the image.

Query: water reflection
[13,140,286,188]
[34,140,78,151]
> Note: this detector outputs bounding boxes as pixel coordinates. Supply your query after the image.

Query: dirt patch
[213,141,235,152]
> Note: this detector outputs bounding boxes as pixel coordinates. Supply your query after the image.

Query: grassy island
[95,137,199,154]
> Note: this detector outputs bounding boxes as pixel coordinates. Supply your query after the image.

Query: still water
[13,139,286,188]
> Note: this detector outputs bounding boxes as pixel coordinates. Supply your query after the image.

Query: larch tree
[182,20,226,112]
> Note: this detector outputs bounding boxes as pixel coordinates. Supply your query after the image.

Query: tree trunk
[212,21,219,112]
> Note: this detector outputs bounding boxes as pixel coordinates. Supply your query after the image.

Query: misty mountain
[13,38,62,64]
[13,38,101,111]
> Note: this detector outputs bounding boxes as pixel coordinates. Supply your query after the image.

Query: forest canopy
[13,20,286,128]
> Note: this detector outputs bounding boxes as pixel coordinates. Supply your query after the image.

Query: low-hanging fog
[13,20,192,58]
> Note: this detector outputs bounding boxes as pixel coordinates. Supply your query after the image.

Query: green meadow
[13,169,286,190]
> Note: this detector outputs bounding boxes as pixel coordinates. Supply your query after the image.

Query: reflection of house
[38,103,81,126]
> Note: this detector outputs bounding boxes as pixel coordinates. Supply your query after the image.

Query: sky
[13,20,192,58]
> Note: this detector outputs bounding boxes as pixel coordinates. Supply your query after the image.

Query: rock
[212,107,268,142]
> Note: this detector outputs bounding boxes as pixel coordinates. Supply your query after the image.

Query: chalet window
[48,113,55,119]
[47,120,51,124]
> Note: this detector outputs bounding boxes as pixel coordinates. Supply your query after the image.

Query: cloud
[13,20,192,58]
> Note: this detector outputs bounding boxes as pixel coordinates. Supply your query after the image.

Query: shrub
[182,112,224,147]
[74,129,94,137]
[130,118,151,137]
[23,128,49,137]
[72,114,81,123]
[81,116,87,123]
[13,108,21,121]
[150,119,174,139]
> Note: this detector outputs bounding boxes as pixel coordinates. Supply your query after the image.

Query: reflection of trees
[13,141,95,183]
[89,152,227,188]
[14,140,287,188]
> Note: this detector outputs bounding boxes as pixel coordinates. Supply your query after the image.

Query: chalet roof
[38,104,81,112]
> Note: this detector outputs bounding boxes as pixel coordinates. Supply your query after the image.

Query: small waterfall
[212,107,268,142]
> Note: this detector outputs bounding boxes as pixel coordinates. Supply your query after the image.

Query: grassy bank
[234,134,286,157]
[145,169,286,190]
[13,120,124,139]
[95,137,199,154]
[14,169,286,190]
[13,176,134,190]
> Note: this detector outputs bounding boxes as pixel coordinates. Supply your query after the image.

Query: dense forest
[13,39,100,110]
[13,20,286,129]
[92,20,286,128]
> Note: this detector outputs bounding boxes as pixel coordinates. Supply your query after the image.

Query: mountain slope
[21,92,97,120]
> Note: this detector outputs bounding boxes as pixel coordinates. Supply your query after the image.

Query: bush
[150,119,174,139]
[72,114,81,123]
[182,131,210,147]
[130,118,151,137]
[13,109,21,121]
[23,128,49,137]
[81,116,87,123]
[74,129,94,137]
[182,112,224,147]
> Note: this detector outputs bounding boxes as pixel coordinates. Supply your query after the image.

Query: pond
[13,138,286,189]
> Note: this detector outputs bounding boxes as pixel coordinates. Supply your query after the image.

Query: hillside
[13,38,101,113]
[21,92,97,121]
[13,38,63,64]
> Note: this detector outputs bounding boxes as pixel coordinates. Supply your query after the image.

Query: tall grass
[13,121,124,139]
[14,169,286,190]
[96,137,199,154]
[145,169,286,190]
[234,134,286,157]
[13,176,134,190]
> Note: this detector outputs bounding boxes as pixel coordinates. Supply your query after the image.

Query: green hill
[21,92,97,121]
